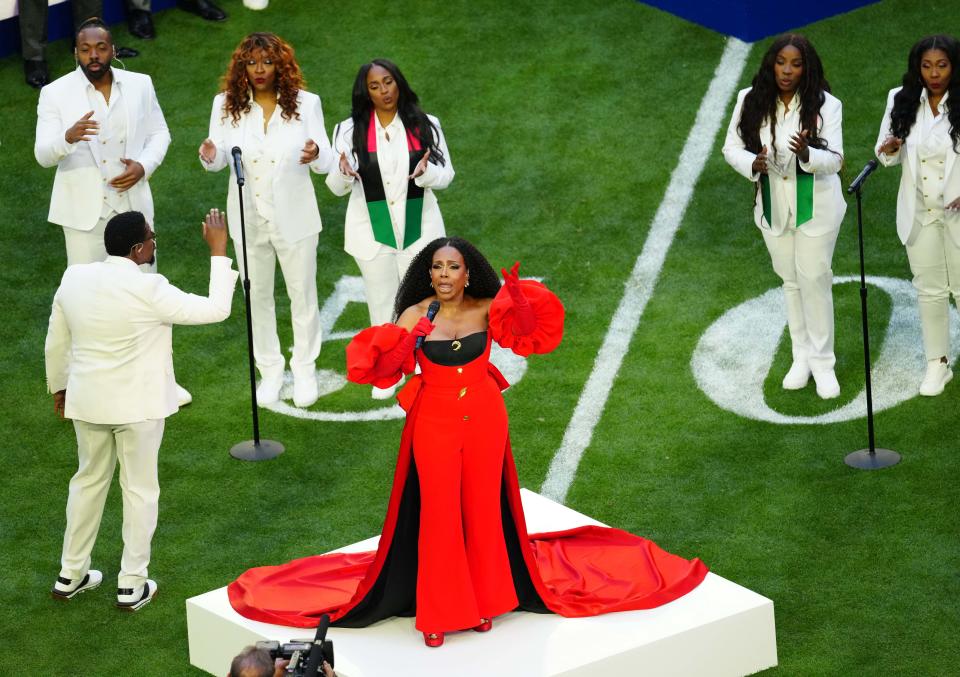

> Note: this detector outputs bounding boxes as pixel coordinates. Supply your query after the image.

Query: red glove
[373,316,434,378]
[501,261,536,336]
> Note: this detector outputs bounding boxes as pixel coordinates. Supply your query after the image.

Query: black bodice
[420,331,487,366]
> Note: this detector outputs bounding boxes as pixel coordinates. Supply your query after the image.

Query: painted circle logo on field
[691,275,960,424]
[263,275,530,422]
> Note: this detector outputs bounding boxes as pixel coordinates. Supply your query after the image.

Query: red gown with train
[228,281,708,633]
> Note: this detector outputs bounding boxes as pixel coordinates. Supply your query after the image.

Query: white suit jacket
[45,256,239,425]
[202,90,335,245]
[35,67,170,231]
[326,114,454,261]
[723,88,846,237]
[875,87,960,245]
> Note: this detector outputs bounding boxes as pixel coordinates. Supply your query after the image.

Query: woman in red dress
[228,238,708,647]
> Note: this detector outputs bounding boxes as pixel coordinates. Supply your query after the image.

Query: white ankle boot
[919,359,952,396]
[782,360,811,390]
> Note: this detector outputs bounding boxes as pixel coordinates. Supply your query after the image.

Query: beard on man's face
[81,60,110,81]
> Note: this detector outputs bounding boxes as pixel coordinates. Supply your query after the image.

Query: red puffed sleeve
[489,280,565,356]
[346,324,416,388]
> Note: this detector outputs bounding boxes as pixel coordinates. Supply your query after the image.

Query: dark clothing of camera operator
[228,646,336,677]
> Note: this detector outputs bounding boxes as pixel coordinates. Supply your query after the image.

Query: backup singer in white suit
[327,59,454,399]
[35,19,170,268]
[723,34,846,399]
[45,209,238,611]
[876,35,960,396]
[200,33,334,408]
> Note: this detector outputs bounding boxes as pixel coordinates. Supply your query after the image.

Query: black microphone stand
[228,147,284,461]
[844,160,899,470]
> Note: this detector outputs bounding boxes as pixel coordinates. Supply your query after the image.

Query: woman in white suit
[876,35,960,396]
[723,34,846,399]
[200,33,334,408]
[327,58,454,399]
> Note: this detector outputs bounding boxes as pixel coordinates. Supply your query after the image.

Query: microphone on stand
[415,301,441,351]
[843,156,900,470]
[847,159,879,194]
[228,141,283,462]
[231,146,245,186]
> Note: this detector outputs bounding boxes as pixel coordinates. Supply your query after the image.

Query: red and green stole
[761,158,813,227]
[358,115,426,249]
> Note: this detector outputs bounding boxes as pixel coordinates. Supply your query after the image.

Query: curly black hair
[889,35,960,151]
[393,237,501,320]
[350,59,446,169]
[737,34,833,159]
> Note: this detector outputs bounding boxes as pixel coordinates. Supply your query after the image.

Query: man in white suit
[34,17,169,269]
[45,209,238,611]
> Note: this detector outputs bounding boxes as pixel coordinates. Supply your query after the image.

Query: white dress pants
[61,418,165,589]
[355,249,419,326]
[762,226,840,373]
[63,218,108,267]
[905,221,960,360]
[235,213,322,379]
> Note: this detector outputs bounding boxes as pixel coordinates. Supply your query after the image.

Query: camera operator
[227,646,336,677]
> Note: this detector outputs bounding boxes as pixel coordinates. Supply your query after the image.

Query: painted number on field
[691,275,960,424]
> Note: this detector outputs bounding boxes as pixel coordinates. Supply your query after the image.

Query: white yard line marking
[541,37,752,503]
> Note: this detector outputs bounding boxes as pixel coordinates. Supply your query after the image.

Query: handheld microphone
[231,146,245,186]
[415,301,441,351]
[302,613,331,677]
[847,159,879,194]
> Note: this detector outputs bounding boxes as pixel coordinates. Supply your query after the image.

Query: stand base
[844,448,900,469]
[230,439,284,461]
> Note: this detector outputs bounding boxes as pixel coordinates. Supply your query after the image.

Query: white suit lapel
[70,69,102,167]
[115,70,136,159]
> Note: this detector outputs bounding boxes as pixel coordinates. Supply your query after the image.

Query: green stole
[761,158,813,227]
[358,115,426,249]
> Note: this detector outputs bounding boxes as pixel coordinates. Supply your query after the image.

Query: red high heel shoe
[473,617,493,632]
[423,632,444,647]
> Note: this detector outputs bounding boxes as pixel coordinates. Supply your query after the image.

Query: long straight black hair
[737,34,833,158]
[349,59,446,168]
[889,34,960,151]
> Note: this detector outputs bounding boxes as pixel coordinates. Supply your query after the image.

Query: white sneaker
[371,384,398,400]
[919,360,952,396]
[812,369,840,399]
[782,360,811,390]
[116,579,157,611]
[51,570,102,600]
[243,0,268,8]
[176,384,192,407]
[256,371,284,405]
[293,369,319,408]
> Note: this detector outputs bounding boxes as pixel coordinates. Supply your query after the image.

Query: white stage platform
[187,490,777,676]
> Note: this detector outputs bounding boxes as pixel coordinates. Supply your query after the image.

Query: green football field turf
[1,0,958,673]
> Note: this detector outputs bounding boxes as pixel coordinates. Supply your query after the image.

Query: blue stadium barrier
[1,0,176,59]
[639,0,879,41]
